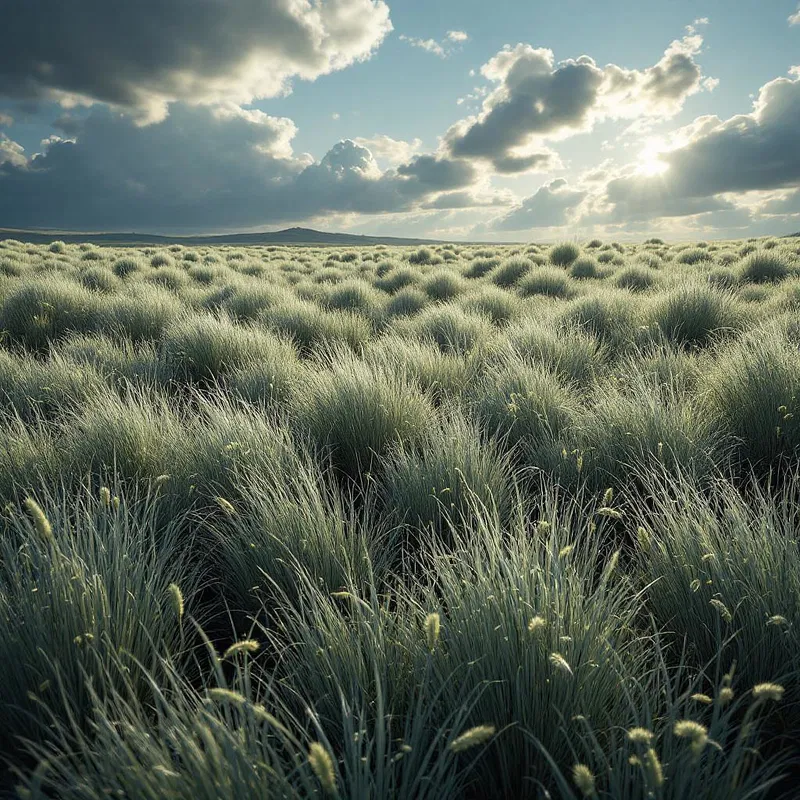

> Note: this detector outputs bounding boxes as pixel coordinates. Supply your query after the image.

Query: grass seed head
[528,615,547,634]
[752,682,784,702]
[550,652,573,675]
[424,612,441,652]
[710,598,732,624]
[627,727,654,745]
[167,583,184,622]
[207,688,247,705]
[308,742,337,795]
[223,639,260,659]
[449,724,496,753]
[572,763,596,797]
[24,497,53,543]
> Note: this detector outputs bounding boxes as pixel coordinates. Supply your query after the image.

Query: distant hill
[0,226,448,247]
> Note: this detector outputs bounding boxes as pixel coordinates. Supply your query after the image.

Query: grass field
[2,234,800,798]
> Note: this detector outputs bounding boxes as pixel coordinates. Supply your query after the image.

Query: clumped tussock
[2,234,800,798]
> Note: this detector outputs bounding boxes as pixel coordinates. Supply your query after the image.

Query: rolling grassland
[1,234,800,798]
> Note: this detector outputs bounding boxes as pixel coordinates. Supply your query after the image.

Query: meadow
[1,233,800,798]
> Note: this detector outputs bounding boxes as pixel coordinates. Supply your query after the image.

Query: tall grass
[1,236,799,797]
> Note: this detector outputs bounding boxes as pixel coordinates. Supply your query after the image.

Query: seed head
[690,693,713,705]
[167,583,184,622]
[674,720,707,740]
[710,598,732,624]
[718,687,735,706]
[767,615,789,627]
[636,526,651,551]
[752,683,784,702]
[449,724,496,753]
[549,652,573,676]
[674,719,708,758]
[528,615,547,634]
[644,748,664,788]
[596,507,622,519]
[207,688,247,705]
[424,612,441,652]
[223,639,260,659]
[308,742,337,796]
[24,497,53,543]
[215,496,236,516]
[627,727,654,745]
[99,486,111,507]
[572,763,596,797]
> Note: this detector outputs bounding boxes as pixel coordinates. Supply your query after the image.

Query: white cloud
[0,112,12,127]
[399,35,445,58]
[443,32,712,174]
[592,68,800,225]
[0,0,393,123]
[789,5,800,25]
[399,29,470,58]
[352,134,423,165]
[0,133,25,166]
[492,179,588,230]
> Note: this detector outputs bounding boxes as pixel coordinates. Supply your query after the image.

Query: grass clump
[295,352,434,479]
[549,242,581,267]
[739,249,796,284]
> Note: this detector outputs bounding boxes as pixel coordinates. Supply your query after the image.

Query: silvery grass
[703,323,800,468]
[257,485,651,797]
[634,467,800,730]
[542,647,790,799]
[211,435,396,615]
[293,346,435,480]
[0,481,199,759]
[17,624,497,800]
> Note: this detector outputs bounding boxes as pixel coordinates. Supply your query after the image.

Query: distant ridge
[0,226,449,247]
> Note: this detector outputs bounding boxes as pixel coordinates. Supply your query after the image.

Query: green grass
[1,235,799,797]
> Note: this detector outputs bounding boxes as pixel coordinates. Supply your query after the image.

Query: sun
[636,136,670,176]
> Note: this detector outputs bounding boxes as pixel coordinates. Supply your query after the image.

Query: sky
[1,1,799,241]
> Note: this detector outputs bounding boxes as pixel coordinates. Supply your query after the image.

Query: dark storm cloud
[0,0,392,122]
[443,35,708,175]
[0,111,484,230]
[491,178,587,230]
[601,70,800,221]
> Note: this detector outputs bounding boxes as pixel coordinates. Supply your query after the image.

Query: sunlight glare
[636,137,670,177]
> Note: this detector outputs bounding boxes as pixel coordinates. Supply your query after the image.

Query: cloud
[0,0,392,123]
[0,106,482,230]
[421,190,512,210]
[352,134,422,165]
[399,30,469,58]
[0,112,12,127]
[399,36,445,58]
[443,33,710,174]
[600,68,800,222]
[790,5,800,25]
[0,133,25,167]
[395,153,479,190]
[491,179,587,230]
